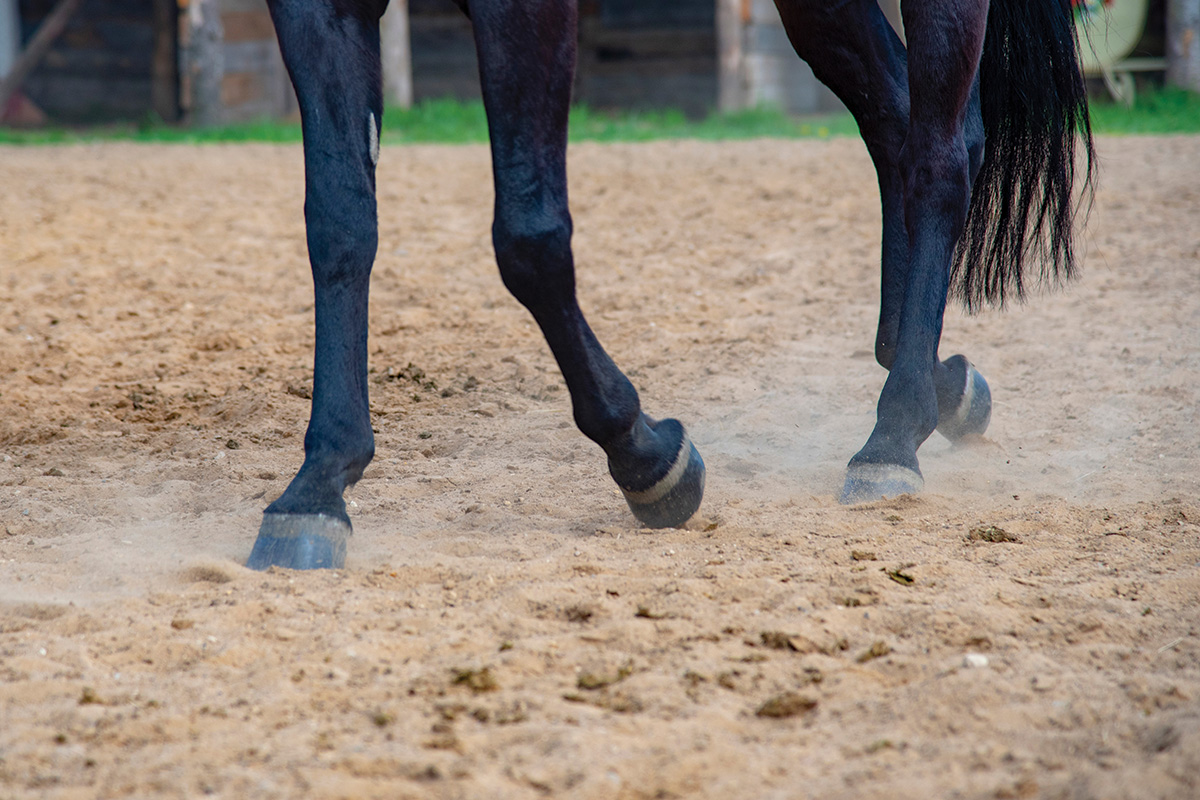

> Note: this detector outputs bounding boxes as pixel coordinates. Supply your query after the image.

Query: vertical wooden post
[0,0,83,113]
[381,0,412,110]
[184,0,224,125]
[715,0,844,114]
[716,0,745,112]
[0,0,19,78]
[152,0,180,121]
[1167,0,1200,92]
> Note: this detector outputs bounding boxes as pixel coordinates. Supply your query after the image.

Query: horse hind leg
[774,0,987,500]
[469,0,703,527]
[893,82,992,447]
[841,0,990,503]
[246,0,385,569]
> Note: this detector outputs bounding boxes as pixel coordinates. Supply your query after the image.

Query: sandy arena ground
[1,136,1198,799]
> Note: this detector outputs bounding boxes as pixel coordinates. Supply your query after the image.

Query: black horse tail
[952,0,1096,310]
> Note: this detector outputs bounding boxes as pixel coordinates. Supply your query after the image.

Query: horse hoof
[246,513,350,570]
[937,355,992,441]
[616,428,705,529]
[840,462,924,505]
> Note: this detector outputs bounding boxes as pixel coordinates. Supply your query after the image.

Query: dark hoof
[618,432,705,529]
[246,513,350,570]
[840,462,924,505]
[937,355,992,441]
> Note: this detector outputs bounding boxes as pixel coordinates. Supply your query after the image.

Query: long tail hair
[952,0,1096,310]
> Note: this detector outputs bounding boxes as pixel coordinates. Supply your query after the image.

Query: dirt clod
[453,668,499,693]
[967,526,1021,543]
[755,693,818,719]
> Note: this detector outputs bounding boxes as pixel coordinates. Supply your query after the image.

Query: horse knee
[899,136,971,222]
[493,214,574,311]
[305,199,378,286]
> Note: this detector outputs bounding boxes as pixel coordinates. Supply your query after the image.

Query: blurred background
[0,0,1196,129]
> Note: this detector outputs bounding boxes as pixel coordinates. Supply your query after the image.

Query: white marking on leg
[368,111,379,166]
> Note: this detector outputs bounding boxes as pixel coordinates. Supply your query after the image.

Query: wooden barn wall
[578,0,716,116]
[11,0,1173,125]
[187,0,295,123]
[408,0,718,116]
[17,0,290,124]
[18,0,167,122]
[408,0,477,103]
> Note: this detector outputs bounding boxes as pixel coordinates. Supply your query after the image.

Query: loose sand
[1,136,1197,799]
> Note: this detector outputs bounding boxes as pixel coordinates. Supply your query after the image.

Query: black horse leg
[774,0,909,364]
[776,0,992,501]
[246,0,385,569]
[469,0,704,527]
[840,0,990,502]
[874,74,991,449]
[925,81,992,444]
[879,78,990,449]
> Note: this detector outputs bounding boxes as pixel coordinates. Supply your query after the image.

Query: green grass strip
[1,88,1197,145]
[1087,87,1200,134]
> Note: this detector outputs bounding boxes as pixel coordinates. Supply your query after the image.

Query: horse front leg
[246,0,385,569]
[468,0,704,527]
[840,0,989,503]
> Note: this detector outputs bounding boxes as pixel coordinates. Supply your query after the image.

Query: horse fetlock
[301,424,374,477]
[315,444,374,492]
[266,442,372,524]
[265,475,348,522]
[604,415,674,478]
[875,368,940,451]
